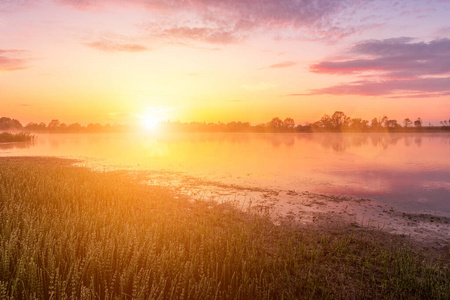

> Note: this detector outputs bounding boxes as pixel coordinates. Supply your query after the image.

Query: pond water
[2,132,450,215]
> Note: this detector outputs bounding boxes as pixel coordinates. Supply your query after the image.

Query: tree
[349,118,368,131]
[0,117,23,130]
[403,118,412,128]
[48,119,60,130]
[283,117,295,129]
[25,122,38,131]
[313,114,331,130]
[268,117,283,130]
[371,118,379,129]
[414,118,422,128]
[381,116,388,127]
[68,123,82,132]
[330,111,349,130]
[386,119,399,128]
[58,123,68,131]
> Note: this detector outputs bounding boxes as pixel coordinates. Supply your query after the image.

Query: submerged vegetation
[0,132,35,143]
[0,157,448,299]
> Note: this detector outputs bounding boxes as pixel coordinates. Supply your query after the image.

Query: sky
[1,0,450,126]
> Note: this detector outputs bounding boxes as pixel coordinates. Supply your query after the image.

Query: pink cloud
[157,25,240,44]
[311,38,450,78]
[58,0,102,11]
[84,39,148,52]
[303,38,450,97]
[54,1,450,46]
[0,49,28,71]
[309,77,450,96]
[269,61,297,69]
[57,0,370,43]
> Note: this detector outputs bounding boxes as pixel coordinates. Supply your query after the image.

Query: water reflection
[314,134,446,152]
[1,132,449,214]
[0,141,34,151]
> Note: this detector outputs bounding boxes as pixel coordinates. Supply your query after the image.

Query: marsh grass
[0,132,35,143]
[0,157,448,299]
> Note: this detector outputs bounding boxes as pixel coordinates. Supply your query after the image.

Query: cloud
[268,61,297,69]
[305,38,450,97]
[153,25,240,44]
[84,39,148,52]
[58,0,102,11]
[310,78,450,97]
[147,0,364,42]
[56,1,450,46]
[0,49,28,71]
[311,38,450,78]
[58,0,376,43]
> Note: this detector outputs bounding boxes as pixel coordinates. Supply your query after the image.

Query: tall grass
[0,157,448,299]
[0,132,35,143]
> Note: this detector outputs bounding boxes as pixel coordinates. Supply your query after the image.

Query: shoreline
[1,156,448,299]
[76,157,450,254]
[136,170,450,253]
[4,155,450,253]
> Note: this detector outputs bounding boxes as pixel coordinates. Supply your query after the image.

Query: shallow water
[2,132,449,214]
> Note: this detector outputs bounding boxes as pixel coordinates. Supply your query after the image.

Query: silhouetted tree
[403,118,412,128]
[68,123,82,132]
[313,114,331,130]
[386,119,400,128]
[58,123,68,131]
[349,118,369,131]
[381,116,388,127]
[330,111,349,130]
[48,120,60,130]
[0,117,23,130]
[268,117,283,130]
[283,118,295,130]
[25,122,39,131]
[371,118,380,129]
[414,118,422,128]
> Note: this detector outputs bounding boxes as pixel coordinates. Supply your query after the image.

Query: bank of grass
[0,132,35,143]
[0,157,448,299]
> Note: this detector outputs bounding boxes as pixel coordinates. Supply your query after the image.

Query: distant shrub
[0,132,35,143]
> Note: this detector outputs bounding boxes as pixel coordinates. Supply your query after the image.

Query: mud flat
[137,171,450,254]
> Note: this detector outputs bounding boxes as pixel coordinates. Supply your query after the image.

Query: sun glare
[141,117,160,131]
[137,106,176,132]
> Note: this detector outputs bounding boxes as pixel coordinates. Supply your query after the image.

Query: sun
[141,117,160,131]
[136,105,176,132]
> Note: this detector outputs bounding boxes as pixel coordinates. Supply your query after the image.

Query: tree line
[1,113,450,133]
[0,117,129,133]
[160,112,448,133]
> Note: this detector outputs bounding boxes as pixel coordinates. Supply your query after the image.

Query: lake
[1,132,450,216]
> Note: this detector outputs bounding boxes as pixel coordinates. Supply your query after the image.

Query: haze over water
[2,132,449,215]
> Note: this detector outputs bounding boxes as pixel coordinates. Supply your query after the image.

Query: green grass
[0,157,448,299]
[0,132,35,143]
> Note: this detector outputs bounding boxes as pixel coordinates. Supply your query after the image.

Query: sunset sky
[1,0,450,126]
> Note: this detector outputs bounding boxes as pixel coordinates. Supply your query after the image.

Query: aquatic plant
[0,132,35,143]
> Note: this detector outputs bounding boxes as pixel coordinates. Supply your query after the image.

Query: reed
[0,132,35,143]
[0,157,448,299]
